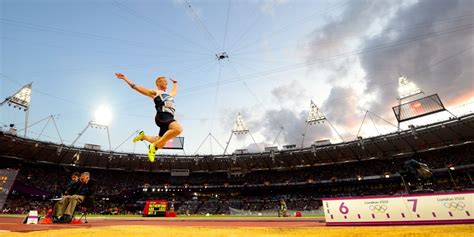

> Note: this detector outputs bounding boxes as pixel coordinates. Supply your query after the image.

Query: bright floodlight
[398,76,422,99]
[94,106,112,126]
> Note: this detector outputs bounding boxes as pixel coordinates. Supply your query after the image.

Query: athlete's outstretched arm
[169,78,178,97]
[115,73,156,98]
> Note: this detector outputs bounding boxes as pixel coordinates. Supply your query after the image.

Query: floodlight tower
[223,113,258,155]
[396,76,423,130]
[301,100,344,148]
[194,132,225,155]
[0,83,33,137]
[392,76,456,132]
[16,114,64,144]
[70,121,112,151]
[70,106,112,151]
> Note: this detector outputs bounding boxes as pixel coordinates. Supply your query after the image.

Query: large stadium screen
[0,169,19,210]
[392,94,446,122]
[163,137,184,149]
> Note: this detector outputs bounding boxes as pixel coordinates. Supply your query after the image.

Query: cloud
[219,0,473,150]
[300,0,406,129]
[303,0,473,125]
[321,86,362,136]
[253,83,336,147]
[223,77,366,147]
[305,0,400,67]
[360,0,474,115]
[261,0,289,16]
[270,80,311,108]
[220,107,249,133]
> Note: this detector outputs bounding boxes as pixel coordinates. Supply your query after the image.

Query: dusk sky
[1,0,473,155]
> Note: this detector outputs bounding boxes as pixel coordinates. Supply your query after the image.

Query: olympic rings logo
[369,205,388,213]
[443,202,465,210]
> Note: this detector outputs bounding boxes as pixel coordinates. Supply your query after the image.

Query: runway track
[0,216,326,232]
[1,216,473,237]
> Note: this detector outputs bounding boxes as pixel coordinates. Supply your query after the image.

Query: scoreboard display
[392,94,445,122]
[143,200,168,217]
[163,137,184,150]
[0,169,19,210]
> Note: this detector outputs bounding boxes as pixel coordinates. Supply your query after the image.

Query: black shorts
[155,112,176,137]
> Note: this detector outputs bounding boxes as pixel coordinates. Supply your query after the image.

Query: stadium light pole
[355,110,397,139]
[271,126,284,147]
[396,76,423,131]
[394,76,457,131]
[16,114,64,144]
[223,113,258,155]
[399,172,411,194]
[301,100,344,148]
[70,106,113,151]
[195,132,225,155]
[467,172,474,186]
[0,83,33,137]
[70,121,111,151]
[447,164,459,190]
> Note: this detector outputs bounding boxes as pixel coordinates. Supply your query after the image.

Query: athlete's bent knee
[175,126,183,134]
[171,122,183,134]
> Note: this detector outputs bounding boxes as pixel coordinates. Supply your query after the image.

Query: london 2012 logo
[369,205,388,213]
[443,202,465,210]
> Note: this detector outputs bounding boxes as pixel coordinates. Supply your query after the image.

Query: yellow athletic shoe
[133,131,145,143]
[148,144,156,163]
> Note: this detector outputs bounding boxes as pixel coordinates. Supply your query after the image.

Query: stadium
[1,0,474,236]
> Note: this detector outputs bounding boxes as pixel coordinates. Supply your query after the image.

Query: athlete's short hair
[156,76,166,85]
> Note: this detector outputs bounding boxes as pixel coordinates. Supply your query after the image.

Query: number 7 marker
[407,199,418,212]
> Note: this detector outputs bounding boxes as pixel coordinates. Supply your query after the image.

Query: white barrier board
[322,192,474,226]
